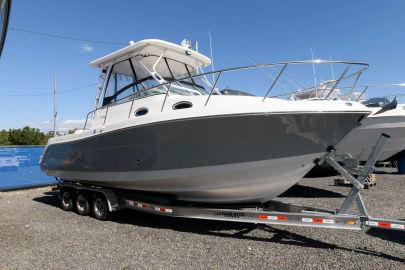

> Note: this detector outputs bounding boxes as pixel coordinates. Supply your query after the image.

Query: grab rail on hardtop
[83,60,369,130]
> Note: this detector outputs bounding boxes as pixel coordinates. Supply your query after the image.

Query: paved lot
[0,169,404,269]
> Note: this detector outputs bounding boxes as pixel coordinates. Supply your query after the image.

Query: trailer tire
[92,195,108,220]
[60,189,74,211]
[75,193,91,216]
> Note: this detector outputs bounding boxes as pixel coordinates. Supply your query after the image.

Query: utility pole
[53,75,57,137]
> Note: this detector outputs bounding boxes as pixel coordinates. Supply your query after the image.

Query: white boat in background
[336,86,405,161]
[293,83,405,162]
[40,39,370,203]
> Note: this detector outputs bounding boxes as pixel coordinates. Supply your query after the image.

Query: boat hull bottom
[49,153,321,203]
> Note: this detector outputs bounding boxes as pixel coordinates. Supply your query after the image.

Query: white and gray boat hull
[41,112,366,203]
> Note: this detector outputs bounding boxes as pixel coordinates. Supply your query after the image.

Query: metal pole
[336,134,390,215]
[356,86,368,101]
[324,64,352,100]
[205,72,222,106]
[208,30,215,83]
[53,75,57,137]
[330,56,335,80]
[311,49,317,86]
[262,63,288,102]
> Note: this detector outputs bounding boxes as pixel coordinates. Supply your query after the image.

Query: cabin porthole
[135,108,148,117]
[173,101,192,110]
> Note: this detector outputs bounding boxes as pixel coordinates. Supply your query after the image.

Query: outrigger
[55,134,404,232]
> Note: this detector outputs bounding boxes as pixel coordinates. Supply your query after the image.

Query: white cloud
[80,43,94,53]
[63,119,85,126]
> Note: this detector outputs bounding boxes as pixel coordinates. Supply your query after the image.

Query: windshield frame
[100,55,208,108]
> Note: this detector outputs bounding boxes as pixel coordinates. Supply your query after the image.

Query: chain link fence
[0,146,56,190]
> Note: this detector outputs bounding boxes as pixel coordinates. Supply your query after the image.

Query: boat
[292,83,405,162]
[335,90,405,162]
[40,39,371,203]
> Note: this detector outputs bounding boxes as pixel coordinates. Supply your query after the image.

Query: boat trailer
[56,134,404,232]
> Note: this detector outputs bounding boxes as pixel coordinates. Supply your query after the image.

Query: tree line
[0,126,52,145]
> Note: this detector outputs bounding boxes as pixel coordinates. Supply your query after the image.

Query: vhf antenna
[208,30,215,83]
[311,48,317,86]
[53,74,57,137]
[330,56,335,80]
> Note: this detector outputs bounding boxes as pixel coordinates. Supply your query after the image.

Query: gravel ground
[0,168,404,270]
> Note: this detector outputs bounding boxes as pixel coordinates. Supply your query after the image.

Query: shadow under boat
[278,184,345,198]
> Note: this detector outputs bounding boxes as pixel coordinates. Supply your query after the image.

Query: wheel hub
[94,199,104,216]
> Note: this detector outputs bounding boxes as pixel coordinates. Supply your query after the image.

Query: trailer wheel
[60,189,74,211]
[75,193,91,216]
[92,195,108,220]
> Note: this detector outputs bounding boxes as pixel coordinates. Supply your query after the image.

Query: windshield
[102,58,209,107]
[165,78,208,96]
[362,97,391,108]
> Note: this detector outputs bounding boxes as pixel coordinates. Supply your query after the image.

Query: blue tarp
[0,146,56,190]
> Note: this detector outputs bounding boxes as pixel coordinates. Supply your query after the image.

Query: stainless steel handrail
[160,82,173,112]
[82,60,369,130]
[205,71,222,106]
[271,69,364,99]
[262,63,288,102]
[324,64,352,99]
[353,83,405,101]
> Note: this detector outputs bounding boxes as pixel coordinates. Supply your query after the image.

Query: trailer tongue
[55,134,405,234]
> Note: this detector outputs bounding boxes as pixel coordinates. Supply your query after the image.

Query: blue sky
[1,0,405,130]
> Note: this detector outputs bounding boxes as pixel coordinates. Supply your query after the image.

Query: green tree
[0,130,10,145]
[8,126,48,145]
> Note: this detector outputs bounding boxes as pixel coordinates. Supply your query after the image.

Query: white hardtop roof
[90,39,211,69]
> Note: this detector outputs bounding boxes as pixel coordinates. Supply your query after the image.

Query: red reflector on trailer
[378,222,391,228]
[154,207,172,213]
[302,217,334,224]
[257,215,287,221]
[367,221,405,230]
[313,218,323,223]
